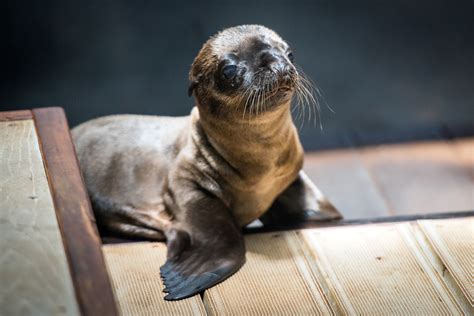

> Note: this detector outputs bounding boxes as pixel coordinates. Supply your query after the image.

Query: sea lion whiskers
[292,65,322,129]
[299,70,320,128]
[240,69,265,120]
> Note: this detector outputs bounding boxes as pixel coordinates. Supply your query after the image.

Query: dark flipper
[161,262,240,300]
[160,195,246,300]
[160,228,245,300]
[260,170,341,226]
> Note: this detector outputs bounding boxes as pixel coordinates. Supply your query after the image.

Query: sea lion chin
[72,24,340,301]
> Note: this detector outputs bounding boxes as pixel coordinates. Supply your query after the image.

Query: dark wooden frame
[31,108,118,316]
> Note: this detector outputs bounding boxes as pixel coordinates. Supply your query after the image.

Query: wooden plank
[0,110,32,121]
[302,223,463,314]
[412,221,473,314]
[203,232,335,315]
[0,120,80,315]
[419,218,474,307]
[452,137,474,181]
[103,242,206,315]
[360,141,474,215]
[304,149,390,219]
[33,107,118,316]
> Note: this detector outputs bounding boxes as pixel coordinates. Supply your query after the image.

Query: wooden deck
[304,139,473,219]
[103,217,473,315]
[1,108,473,315]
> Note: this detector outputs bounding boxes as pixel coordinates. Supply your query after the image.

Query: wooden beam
[33,107,118,316]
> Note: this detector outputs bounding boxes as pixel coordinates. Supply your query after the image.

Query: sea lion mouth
[262,86,294,105]
[278,85,292,92]
[265,85,293,98]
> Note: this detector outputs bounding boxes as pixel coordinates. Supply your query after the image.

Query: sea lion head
[189,25,305,117]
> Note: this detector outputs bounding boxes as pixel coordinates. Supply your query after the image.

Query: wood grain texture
[419,218,474,307]
[411,221,473,315]
[0,120,80,316]
[203,232,334,315]
[33,107,118,316]
[302,223,464,315]
[103,242,207,316]
[304,149,390,218]
[0,110,32,121]
[360,141,474,215]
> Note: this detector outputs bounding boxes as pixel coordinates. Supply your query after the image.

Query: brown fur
[72,25,339,300]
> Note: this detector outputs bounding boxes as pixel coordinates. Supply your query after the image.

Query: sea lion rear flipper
[161,223,245,300]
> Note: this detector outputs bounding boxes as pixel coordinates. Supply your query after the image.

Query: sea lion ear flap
[188,73,202,97]
[188,80,198,97]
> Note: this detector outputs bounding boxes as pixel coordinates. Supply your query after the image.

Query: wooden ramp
[102,217,474,315]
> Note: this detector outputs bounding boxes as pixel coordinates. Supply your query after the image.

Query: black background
[2,0,473,150]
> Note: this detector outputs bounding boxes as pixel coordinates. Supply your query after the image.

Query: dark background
[2,0,473,150]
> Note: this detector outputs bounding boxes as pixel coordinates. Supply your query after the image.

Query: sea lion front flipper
[160,198,246,301]
[161,232,245,300]
[260,170,341,226]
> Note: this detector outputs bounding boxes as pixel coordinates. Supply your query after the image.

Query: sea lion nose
[259,51,278,68]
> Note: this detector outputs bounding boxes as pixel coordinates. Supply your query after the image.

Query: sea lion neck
[191,102,302,180]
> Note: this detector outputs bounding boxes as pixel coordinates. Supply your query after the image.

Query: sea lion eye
[287,52,294,63]
[222,65,237,80]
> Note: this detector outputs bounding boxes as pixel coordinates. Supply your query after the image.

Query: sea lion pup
[72,24,340,300]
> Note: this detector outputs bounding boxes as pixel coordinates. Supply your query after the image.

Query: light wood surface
[304,149,390,218]
[452,138,474,181]
[203,232,335,315]
[419,218,474,306]
[104,218,473,315]
[305,139,474,218]
[359,141,473,214]
[302,223,464,314]
[0,120,80,316]
[103,242,206,316]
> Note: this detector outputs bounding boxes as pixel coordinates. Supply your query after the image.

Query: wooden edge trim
[244,210,474,234]
[33,107,118,316]
[0,109,33,121]
[102,210,474,244]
